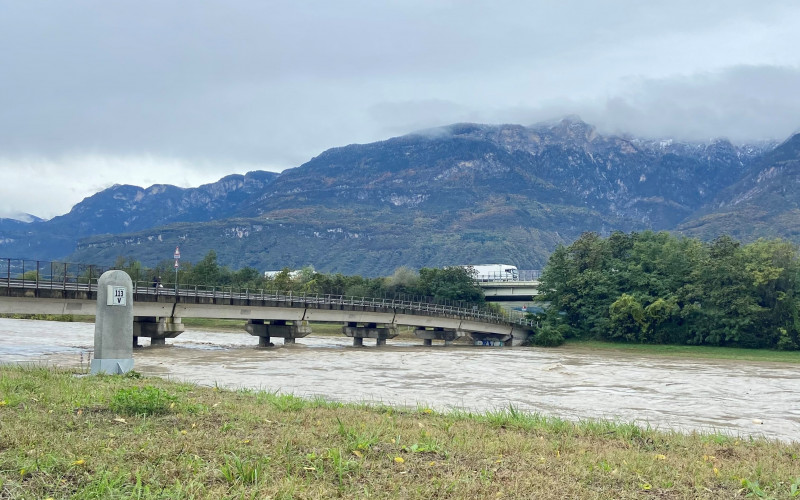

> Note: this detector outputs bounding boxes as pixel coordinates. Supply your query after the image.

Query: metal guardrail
[518,269,541,281]
[0,258,537,328]
[474,270,541,282]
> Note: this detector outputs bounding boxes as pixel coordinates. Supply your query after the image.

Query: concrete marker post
[90,270,134,375]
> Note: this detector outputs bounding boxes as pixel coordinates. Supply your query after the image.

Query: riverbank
[1,366,797,499]
[563,339,800,364]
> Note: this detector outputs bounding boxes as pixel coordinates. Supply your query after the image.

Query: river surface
[1,318,798,442]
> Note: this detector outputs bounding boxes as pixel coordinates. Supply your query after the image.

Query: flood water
[1,318,798,442]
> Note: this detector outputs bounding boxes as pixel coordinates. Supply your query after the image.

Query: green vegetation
[0,314,87,322]
[116,253,486,307]
[179,318,251,331]
[1,366,798,499]
[534,231,800,350]
[109,385,176,416]
[563,340,800,364]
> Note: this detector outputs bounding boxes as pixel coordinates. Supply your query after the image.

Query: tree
[385,266,419,295]
[231,267,262,288]
[416,266,485,303]
[270,268,294,292]
[192,250,222,286]
[609,294,645,342]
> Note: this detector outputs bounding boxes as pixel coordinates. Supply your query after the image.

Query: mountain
[244,119,767,230]
[677,133,800,240]
[4,117,793,276]
[35,117,781,276]
[0,171,278,260]
[0,213,44,224]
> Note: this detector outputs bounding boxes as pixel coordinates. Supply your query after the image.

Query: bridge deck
[0,279,535,341]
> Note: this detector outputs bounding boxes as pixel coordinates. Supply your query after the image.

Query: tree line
[533,231,800,350]
[114,251,487,306]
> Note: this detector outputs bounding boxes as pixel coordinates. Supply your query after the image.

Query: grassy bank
[563,340,800,364]
[0,314,94,323]
[1,366,798,499]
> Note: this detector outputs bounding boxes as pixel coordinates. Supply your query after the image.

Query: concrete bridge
[479,280,540,301]
[0,269,535,347]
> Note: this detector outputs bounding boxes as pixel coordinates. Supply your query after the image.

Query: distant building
[264,270,302,279]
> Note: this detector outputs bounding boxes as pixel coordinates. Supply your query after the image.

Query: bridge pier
[342,322,398,347]
[509,326,532,346]
[245,319,311,346]
[470,332,512,347]
[133,316,185,346]
[414,327,464,346]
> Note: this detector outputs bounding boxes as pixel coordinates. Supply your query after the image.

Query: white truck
[464,264,519,282]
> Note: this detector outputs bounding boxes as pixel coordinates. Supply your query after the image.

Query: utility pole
[173,246,181,296]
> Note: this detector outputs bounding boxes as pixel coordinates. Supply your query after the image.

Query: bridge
[0,258,535,347]
[479,280,540,301]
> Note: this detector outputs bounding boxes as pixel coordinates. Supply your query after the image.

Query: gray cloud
[1,1,799,218]
[593,66,800,142]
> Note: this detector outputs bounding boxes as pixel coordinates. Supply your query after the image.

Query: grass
[179,317,251,331]
[564,339,800,364]
[0,314,94,323]
[1,366,798,499]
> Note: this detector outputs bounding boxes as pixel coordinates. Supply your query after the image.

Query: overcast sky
[1,1,799,219]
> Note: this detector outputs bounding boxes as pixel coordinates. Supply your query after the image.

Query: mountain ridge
[1,117,794,276]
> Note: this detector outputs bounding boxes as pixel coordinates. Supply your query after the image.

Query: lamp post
[173,246,181,295]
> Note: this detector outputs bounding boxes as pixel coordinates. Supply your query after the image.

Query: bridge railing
[159,284,535,328]
[472,269,541,282]
[129,282,532,326]
[0,258,110,291]
[518,269,541,281]
[1,257,536,328]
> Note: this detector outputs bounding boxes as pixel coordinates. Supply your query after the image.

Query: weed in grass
[790,477,800,497]
[258,391,307,412]
[483,405,567,432]
[79,350,92,373]
[701,431,736,445]
[336,417,381,453]
[401,430,446,455]
[741,478,767,498]
[273,487,297,500]
[109,386,176,416]
[325,447,359,492]
[220,453,270,485]
[310,395,341,408]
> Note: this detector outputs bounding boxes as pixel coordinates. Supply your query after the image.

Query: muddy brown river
[1,318,798,442]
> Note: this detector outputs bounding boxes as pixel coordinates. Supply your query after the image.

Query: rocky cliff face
[677,133,800,241]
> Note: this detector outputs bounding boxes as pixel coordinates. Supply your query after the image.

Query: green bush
[530,324,566,347]
[109,386,176,416]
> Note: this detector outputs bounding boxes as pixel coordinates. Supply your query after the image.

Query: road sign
[106,285,127,306]
[174,259,179,269]
[174,246,181,259]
